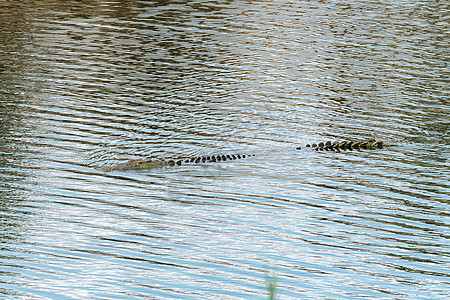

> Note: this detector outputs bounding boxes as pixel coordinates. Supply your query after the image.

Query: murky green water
[1,0,449,299]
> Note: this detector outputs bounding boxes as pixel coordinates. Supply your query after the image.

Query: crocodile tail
[306,140,388,151]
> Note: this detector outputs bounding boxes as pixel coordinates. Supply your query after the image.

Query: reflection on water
[1,0,449,299]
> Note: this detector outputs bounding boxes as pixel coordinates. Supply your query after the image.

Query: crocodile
[102,140,394,171]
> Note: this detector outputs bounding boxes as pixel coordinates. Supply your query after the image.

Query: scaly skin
[304,140,388,151]
[103,140,394,171]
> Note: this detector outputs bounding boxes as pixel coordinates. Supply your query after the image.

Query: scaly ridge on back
[304,140,387,151]
[103,139,393,171]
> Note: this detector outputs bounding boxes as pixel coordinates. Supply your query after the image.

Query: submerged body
[103,140,393,171]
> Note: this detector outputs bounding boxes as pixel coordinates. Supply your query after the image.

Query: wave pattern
[0,0,448,299]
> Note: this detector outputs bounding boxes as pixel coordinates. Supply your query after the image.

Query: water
[1,0,449,299]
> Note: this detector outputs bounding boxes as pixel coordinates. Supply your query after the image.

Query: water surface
[0,0,449,299]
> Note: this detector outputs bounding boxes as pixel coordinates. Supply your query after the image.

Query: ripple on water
[0,0,449,299]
